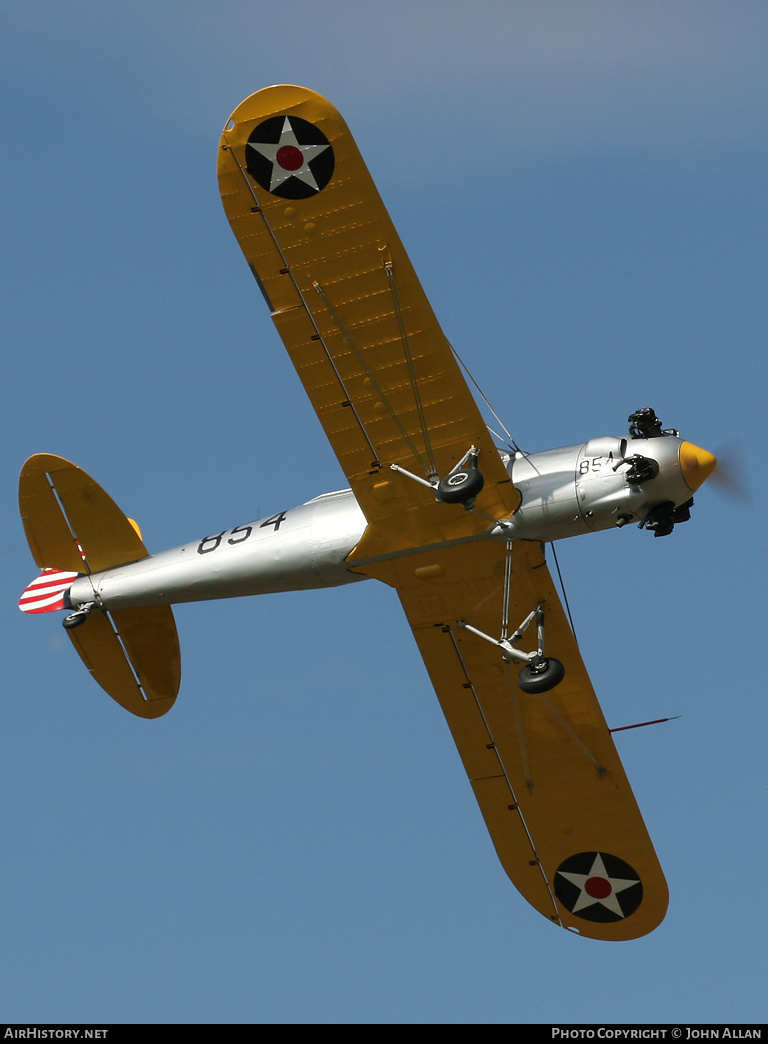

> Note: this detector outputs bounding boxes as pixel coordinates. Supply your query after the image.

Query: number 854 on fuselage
[62,427,714,614]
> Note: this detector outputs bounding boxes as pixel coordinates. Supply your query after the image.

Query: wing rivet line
[384,259,437,480]
[313,280,432,476]
[442,625,561,920]
[224,146,381,466]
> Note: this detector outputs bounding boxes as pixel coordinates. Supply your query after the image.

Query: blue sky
[2,1,766,1024]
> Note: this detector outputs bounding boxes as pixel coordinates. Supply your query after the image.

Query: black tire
[62,611,88,630]
[436,467,484,505]
[518,657,565,694]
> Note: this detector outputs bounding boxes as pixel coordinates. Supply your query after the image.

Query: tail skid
[19,454,180,718]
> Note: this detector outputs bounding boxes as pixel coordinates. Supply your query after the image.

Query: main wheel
[436,466,484,505]
[518,657,565,694]
[62,610,89,630]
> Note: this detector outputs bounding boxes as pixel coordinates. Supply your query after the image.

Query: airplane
[17,85,717,941]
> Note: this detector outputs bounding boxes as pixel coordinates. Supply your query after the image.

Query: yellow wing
[366,539,668,940]
[218,86,519,561]
[219,89,666,936]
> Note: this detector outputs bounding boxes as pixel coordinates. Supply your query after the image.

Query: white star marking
[557,852,640,917]
[247,116,330,193]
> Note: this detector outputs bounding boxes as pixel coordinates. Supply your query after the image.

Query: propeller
[708,441,751,504]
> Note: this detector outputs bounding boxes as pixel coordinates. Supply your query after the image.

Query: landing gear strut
[391,445,485,510]
[458,602,566,694]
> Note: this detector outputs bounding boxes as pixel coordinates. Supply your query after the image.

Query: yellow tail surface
[19,454,180,718]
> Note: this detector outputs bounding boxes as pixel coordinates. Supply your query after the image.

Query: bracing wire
[549,541,578,643]
[314,282,430,475]
[385,261,438,481]
[449,341,524,454]
[450,333,581,650]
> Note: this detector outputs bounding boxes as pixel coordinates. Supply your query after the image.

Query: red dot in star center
[276,145,304,171]
[585,876,612,899]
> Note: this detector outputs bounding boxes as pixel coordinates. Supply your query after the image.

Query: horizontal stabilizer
[19,453,147,574]
[67,606,180,719]
[19,453,181,718]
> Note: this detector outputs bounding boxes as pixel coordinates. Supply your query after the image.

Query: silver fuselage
[68,434,696,612]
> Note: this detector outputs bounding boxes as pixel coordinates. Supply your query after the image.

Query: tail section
[18,454,180,718]
[19,568,79,614]
[66,606,179,719]
[20,453,147,573]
